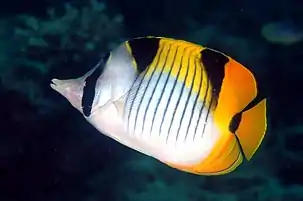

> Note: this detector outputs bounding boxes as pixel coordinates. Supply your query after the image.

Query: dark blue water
[1,0,303,201]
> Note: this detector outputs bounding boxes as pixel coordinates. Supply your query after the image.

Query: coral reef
[13,0,124,74]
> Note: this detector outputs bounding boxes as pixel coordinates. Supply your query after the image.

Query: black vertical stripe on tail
[229,113,242,133]
[200,48,229,103]
[127,37,160,73]
[81,52,110,117]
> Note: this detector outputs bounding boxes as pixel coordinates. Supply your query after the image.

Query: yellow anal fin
[193,134,243,175]
[235,98,267,161]
[164,134,243,175]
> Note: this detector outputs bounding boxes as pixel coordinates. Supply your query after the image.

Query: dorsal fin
[200,48,229,101]
[127,37,160,73]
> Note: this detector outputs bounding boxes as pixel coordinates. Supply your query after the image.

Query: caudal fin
[234,99,267,160]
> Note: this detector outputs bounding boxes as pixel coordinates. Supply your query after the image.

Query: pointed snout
[50,78,84,112]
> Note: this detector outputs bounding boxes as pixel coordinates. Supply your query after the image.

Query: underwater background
[1,0,303,200]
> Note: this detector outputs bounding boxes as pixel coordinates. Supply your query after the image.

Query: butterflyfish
[50,36,267,175]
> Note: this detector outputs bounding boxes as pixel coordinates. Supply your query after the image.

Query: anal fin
[194,134,243,175]
[164,134,243,175]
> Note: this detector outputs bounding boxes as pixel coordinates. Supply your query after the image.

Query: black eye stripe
[81,53,110,117]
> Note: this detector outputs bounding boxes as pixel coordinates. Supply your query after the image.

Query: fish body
[51,36,267,175]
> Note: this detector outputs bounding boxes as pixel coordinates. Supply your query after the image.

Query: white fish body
[79,42,219,166]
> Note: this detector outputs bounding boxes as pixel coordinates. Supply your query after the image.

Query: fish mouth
[50,78,66,96]
[50,78,83,111]
[50,78,58,89]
